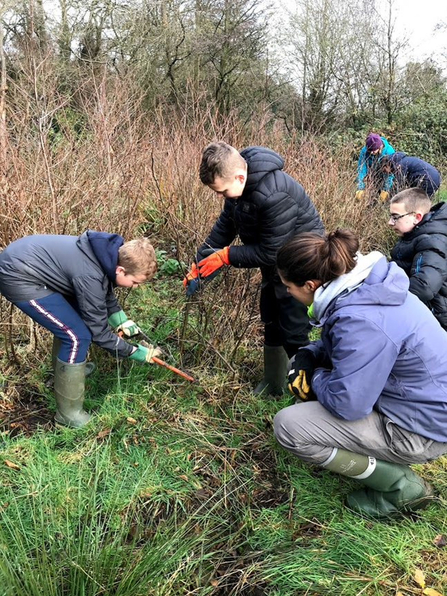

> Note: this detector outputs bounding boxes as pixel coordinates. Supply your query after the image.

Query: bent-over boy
[0,231,161,428]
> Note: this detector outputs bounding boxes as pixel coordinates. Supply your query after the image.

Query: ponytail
[277,230,359,285]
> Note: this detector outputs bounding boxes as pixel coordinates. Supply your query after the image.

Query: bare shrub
[141,105,395,377]
[1,71,395,388]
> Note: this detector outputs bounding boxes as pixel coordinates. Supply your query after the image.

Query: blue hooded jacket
[389,152,441,197]
[357,136,395,191]
[307,256,447,442]
[0,231,134,358]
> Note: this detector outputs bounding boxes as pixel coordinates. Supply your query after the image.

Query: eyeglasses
[389,211,415,224]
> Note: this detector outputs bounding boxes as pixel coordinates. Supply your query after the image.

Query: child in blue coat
[356,133,395,203]
[381,152,441,198]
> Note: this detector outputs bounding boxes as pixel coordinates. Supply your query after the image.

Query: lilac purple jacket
[308,256,447,442]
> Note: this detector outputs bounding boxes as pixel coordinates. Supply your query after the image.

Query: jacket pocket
[385,418,433,462]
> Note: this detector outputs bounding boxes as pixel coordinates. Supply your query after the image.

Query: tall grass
[1,278,447,596]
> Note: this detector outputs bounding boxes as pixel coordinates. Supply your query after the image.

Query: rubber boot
[52,336,95,377]
[254,345,289,396]
[54,358,92,428]
[321,448,434,518]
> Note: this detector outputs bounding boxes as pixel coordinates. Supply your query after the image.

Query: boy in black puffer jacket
[183,141,324,396]
[389,188,447,330]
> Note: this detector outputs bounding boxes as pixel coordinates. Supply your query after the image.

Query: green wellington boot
[52,336,96,377]
[322,448,434,518]
[54,358,92,428]
[254,345,289,396]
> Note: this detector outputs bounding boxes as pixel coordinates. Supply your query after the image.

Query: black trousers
[260,271,310,357]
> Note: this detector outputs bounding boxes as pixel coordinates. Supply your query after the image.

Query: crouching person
[0,232,161,428]
[273,229,447,518]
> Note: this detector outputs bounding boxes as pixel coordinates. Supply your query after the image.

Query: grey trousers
[274,401,447,466]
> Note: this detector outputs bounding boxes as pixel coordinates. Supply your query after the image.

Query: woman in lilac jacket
[274,229,447,518]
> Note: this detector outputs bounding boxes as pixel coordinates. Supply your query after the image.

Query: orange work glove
[198,247,230,278]
[379,190,389,203]
[183,262,199,288]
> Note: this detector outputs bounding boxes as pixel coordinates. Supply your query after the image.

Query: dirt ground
[0,388,53,437]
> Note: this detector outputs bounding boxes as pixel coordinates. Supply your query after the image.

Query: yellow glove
[379,190,389,203]
[288,370,315,400]
[355,190,366,201]
[287,350,317,400]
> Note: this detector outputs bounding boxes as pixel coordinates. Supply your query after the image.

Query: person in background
[0,232,161,428]
[356,133,395,203]
[273,229,447,518]
[183,141,324,396]
[389,188,447,329]
[381,152,441,198]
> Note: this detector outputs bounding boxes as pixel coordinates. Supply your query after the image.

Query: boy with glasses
[389,188,447,329]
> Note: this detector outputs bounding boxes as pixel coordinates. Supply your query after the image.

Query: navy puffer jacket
[390,202,447,329]
[390,152,441,197]
[198,147,324,271]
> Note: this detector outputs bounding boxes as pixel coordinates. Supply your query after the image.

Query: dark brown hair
[199,141,246,185]
[277,230,359,286]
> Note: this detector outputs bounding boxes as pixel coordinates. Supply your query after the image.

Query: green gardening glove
[108,310,140,338]
[129,344,162,364]
[108,310,128,328]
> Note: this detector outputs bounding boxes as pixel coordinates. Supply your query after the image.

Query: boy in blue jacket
[356,133,395,203]
[0,232,161,428]
[381,152,441,198]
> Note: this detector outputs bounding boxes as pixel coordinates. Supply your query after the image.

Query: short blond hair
[390,188,431,214]
[199,141,246,184]
[118,238,157,278]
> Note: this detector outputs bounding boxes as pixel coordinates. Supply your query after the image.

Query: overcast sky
[391,0,446,62]
[276,0,446,65]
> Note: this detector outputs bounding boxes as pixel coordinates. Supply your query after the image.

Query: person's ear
[305,280,321,292]
[235,173,246,185]
[116,265,126,276]
[414,212,424,224]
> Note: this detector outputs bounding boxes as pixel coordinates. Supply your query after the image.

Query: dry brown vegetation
[0,67,397,405]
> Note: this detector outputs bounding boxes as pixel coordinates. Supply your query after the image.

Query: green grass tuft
[1,278,446,596]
